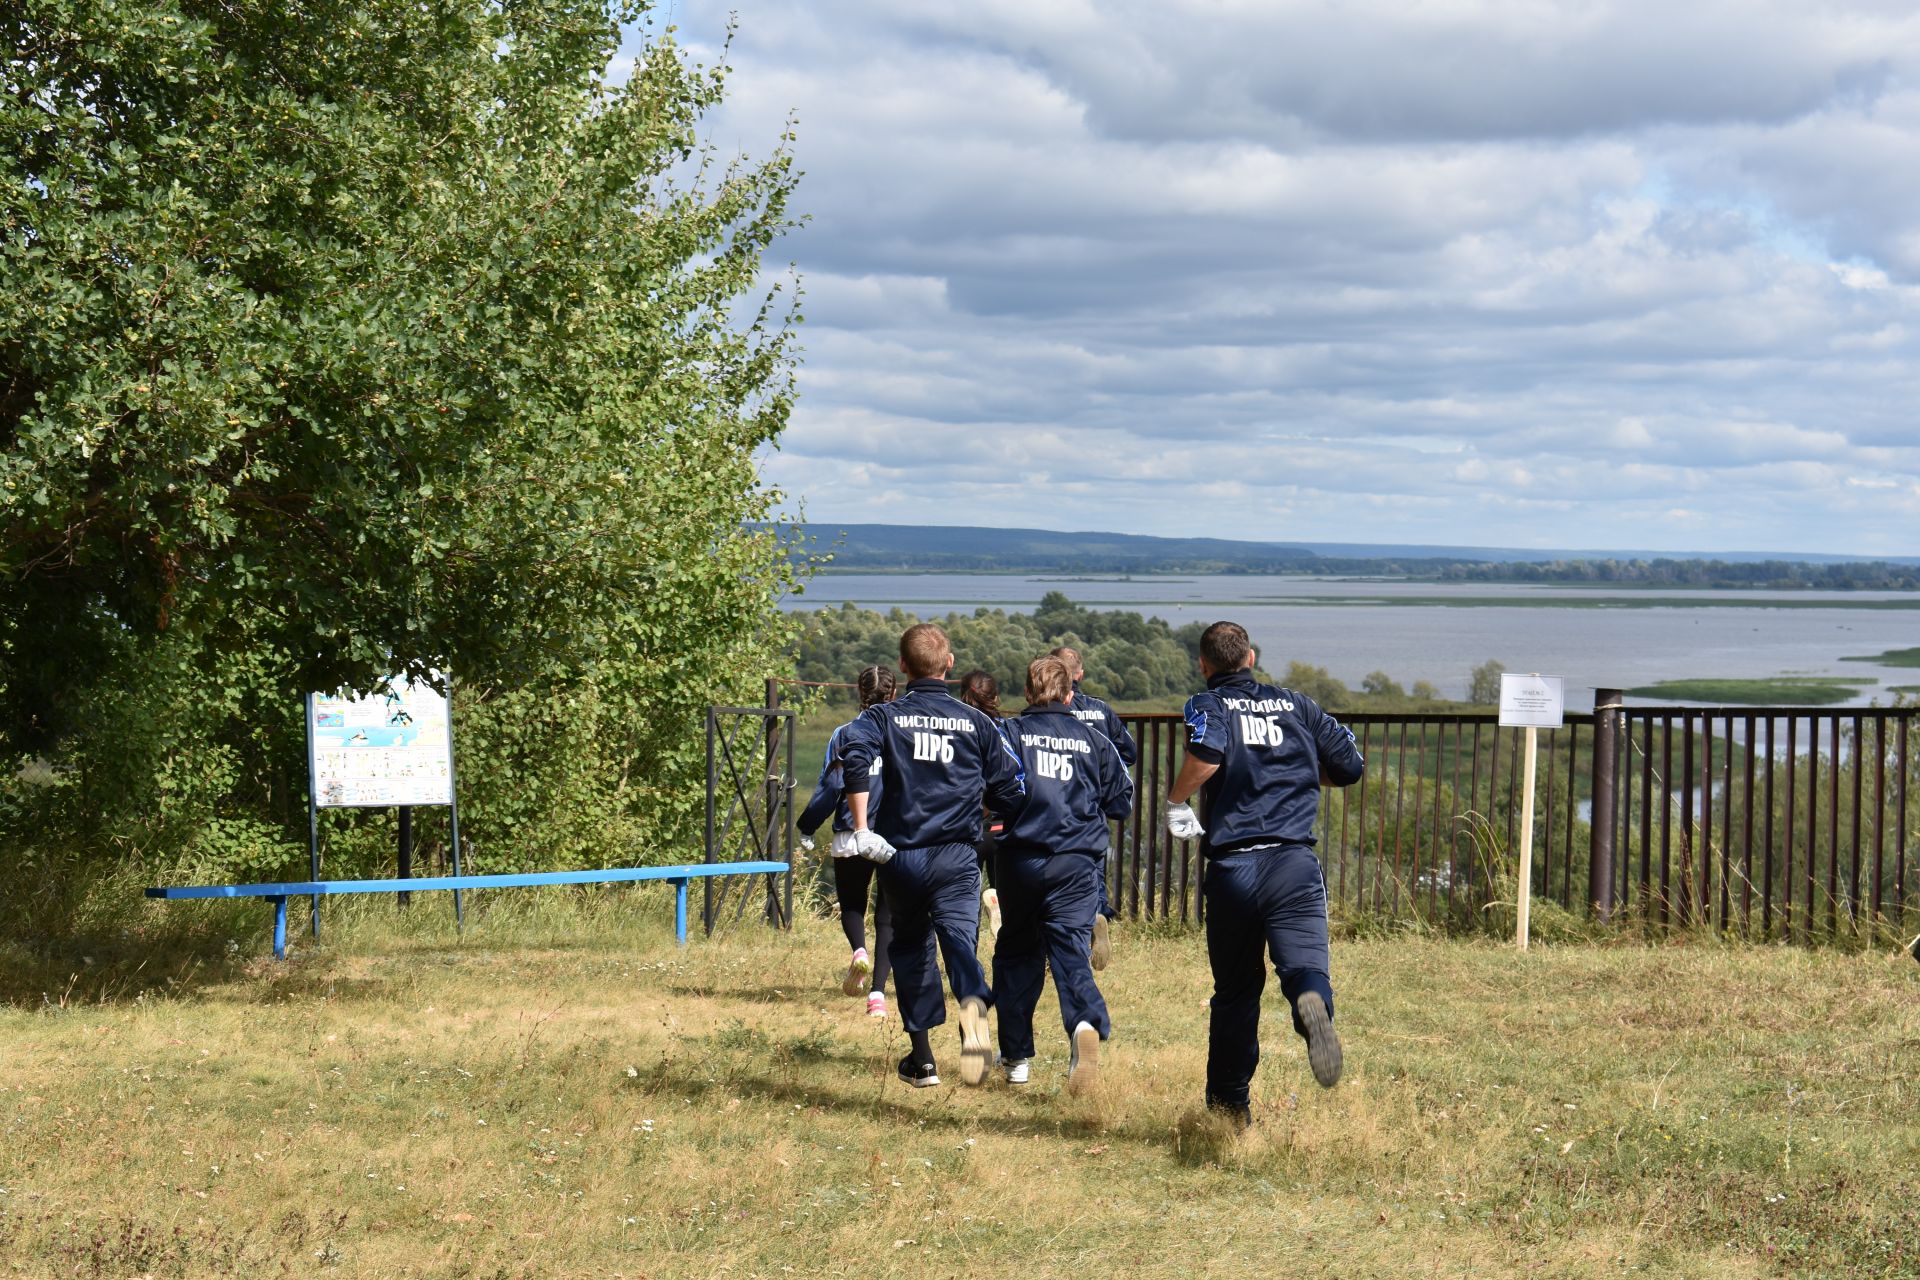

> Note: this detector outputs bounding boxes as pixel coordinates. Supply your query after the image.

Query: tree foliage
[1469,660,1507,705]
[1,0,803,906]
[794,593,1206,706]
[1438,558,1920,590]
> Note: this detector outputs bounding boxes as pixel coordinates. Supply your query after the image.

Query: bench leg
[271,896,288,961]
[674,878,688,946]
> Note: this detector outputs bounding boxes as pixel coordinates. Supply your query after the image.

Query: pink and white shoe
[866,991,888,1018]
[842,948,872,997]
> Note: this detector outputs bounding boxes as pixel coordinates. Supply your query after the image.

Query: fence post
[764,677,786,927]
[1589,688,1622,923]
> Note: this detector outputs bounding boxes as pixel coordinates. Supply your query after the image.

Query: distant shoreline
[808,566,1920,591]
[789,592,1920,611]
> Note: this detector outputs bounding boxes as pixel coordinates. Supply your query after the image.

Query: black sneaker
[897,1055,939,1088]
[1207,1100,1253,1131]
[1296,991,1343,1088]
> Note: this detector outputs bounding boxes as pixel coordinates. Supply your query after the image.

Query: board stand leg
[674,879,688,946]
[272,896,289,961]
[446,682,466,935]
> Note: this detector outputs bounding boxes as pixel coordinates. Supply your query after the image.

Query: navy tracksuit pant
[1095,854,1115,921]
[1202,843,1335,1110]
[991,851,1110,1059]
[878,842,992,1034]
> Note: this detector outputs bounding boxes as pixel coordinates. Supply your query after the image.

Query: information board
[1498,673,1565,729]
[307,676,454,808]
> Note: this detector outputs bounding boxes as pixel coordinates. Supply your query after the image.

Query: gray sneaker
[1296,992,1342,1088]
[957,997,993,1087]
[1090,916,1111,971]
[1067,1021,1100,1096]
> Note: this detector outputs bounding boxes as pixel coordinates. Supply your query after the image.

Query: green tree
[2,1,802,902]
[1469,660,1507,705]
[1281,661,1350,709]
[1361,670,1405,699]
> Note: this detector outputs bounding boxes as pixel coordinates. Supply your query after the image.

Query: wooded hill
[776,523,1920,586]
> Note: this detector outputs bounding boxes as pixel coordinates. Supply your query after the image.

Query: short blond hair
[899,623,952,679]
[1026,656,1073,705]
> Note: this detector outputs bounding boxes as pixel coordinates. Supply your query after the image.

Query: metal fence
[1112,699,1919,944]
[1612,707,1913,942]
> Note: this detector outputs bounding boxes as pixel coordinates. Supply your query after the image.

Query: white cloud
[649,1,1920,554]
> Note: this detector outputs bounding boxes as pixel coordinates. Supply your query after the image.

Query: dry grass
[3,895,1918,1279]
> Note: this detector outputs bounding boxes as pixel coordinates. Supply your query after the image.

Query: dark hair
[1199,621,1253,673]
[856,665,897,710]
[958,669,1001,718]
[900,623,951,678]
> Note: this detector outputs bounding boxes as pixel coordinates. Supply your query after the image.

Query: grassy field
[1622,677,1876,706]
[1844,648,1920,669]
[4,901,1918,1279]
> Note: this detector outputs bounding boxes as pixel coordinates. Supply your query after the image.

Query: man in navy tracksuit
[992,656,1134,1094]
[842,623,1027,1089]
[1049,646,1136,969]
[1165,621,1364,1124]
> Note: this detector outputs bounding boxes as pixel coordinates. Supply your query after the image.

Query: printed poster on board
[307,675,454,808]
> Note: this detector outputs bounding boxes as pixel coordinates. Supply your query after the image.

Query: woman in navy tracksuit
[990,656,1134,1094]
[797,665,897,1017]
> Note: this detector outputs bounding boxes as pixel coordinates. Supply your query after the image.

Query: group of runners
[796,618,1365,1124]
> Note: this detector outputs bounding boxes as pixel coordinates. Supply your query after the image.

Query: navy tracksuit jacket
[1181,670,1364,1109]
[991,702,1134,1057]
[841,678,1027,1033]
[1067,682,1137,766]
[797,719,884,837]
[1068,681,1134,919]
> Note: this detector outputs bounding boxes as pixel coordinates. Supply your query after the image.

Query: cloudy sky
[635,2,1920,556]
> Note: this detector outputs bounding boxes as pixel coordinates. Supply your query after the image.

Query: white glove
[798,834,816,854]
[853,829,897,864]
[1166,802,1205,840]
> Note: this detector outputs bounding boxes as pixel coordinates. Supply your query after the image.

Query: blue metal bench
[146,862,790,959]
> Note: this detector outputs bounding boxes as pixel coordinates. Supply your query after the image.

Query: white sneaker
[982,887,1003,938]
[842,948,872,997]
[1067,1021,1100,1096]
[1000,1056,1031,1086]
[1090,915,1111,971]
[866,991,888,1018]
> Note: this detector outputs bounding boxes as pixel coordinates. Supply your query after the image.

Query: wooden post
[1517,725,1538,950]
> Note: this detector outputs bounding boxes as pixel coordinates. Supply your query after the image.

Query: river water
[780,573,1920,710]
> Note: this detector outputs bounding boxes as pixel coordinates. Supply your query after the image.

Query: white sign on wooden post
[1498,673,1563,951]
[1498,673,1565,730]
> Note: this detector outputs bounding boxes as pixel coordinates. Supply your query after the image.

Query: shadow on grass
[628,1055,1167,1148]
[0,924,251,1010]
[664,981,842,1005]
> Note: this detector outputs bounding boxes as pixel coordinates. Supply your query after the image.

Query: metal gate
[703,682,795,936]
